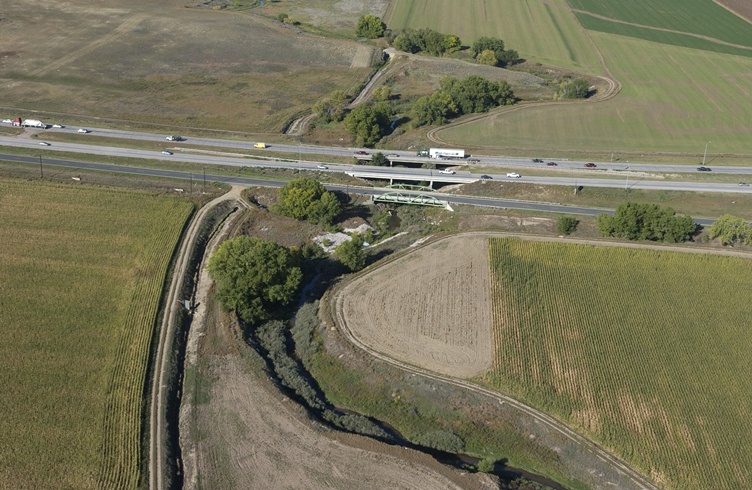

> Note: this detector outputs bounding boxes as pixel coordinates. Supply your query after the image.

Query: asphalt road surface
[0,152,716,225]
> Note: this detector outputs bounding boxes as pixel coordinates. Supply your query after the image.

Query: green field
[567,0,752,49]
[0,179,192,489]
[485,238,752,489]
[386,0,602,74]
[440,32,752,154]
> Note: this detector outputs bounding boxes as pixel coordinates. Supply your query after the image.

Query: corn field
[486,237,752,489]
[0,179,192,489]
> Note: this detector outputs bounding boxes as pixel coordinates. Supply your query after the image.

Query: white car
[52,124,63,128]
[161,150,173,155]
[1,119,11,123]
[39,142,50,146]
[439,169,456,175]
[317,164,328,170]
[506,172,521,178]
[77,128,90,133]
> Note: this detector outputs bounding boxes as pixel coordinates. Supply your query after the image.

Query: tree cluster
[597,202,696,243]
[355,15,385,39]
[708,214,752,246]
[272,178,341,227]
[208,236,302,325]
[343,102,394,146]
[471,36,519,66]
[389,28,461,56]
[412,75,516,127]
[313,90,348,123]
[556,78,591,99]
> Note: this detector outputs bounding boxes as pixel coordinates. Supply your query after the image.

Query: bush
[370,152,389,166]
[557,78,591,99]
[415,430,465,453]
[355,15,385,39]
[556,216,578,235]
[335,234,366,271]
[708,214,752,246]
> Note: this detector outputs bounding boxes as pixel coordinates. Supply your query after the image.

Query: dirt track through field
[30,13,147,77]
[340,235,493,378]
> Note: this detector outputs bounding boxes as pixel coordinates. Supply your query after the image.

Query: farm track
[328,233,752,490]
[149,186,248,490]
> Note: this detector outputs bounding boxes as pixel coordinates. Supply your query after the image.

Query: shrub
[708,214,752,246]
[556,216,578,235]
[415,430,465,453]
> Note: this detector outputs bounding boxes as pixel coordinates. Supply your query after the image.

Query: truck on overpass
[417,148,465,159]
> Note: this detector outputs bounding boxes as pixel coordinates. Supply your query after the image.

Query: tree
[709,214,752,246]
[557,78,591,99]
[393,33,417,53]
[371,152,389,166]
[471,36,505,58]
[372,86,392,101]
[313,90,347,123]
[497,49,519,66]
[355,15,385,39]
[412,91,457,126]
[343,102,394,146]
[272,178,341,226]
[477,49,498,66]
[557,216,578,235]
[208,237,302,324]
[335,234,366,271]
[276,13,289,23]
[443,34,461,53]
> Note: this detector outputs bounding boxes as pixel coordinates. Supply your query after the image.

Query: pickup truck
[439,169,456,175]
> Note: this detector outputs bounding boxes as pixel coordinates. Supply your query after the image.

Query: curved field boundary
[327,233,752,490]
[714,0,752,23]
[149,187,249,490]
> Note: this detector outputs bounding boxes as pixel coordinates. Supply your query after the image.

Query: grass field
[485,238,752,489]
[386,0,602,74]
[567,0,752,50]
[440,32,752,154]
[0,2,371,133]
[0,178,192,489]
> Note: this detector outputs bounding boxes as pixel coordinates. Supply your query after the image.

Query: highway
[0,152,717,225]
[3,133,752,195]
[15,124,752,174]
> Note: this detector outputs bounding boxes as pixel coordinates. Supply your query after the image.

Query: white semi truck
[21,119,46,128]
[417,148,465,159]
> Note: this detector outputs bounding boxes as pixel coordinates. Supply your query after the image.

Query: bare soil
[340,234,493,378]
[715,0,752,23]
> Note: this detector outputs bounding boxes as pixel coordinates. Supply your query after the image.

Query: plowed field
[340,235,492,378]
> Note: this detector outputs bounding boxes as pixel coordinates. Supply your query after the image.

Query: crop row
[486,237,752,489]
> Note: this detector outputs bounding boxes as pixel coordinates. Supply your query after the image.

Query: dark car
[738,182,748,186]
[547,161,558,166]
[697,166,711,172]
[480,175,492,180]
[584,163,597,168]
[532,158,543,163]
[354,151,368,156]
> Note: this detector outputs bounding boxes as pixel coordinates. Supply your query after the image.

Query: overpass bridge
[347,170,476,188]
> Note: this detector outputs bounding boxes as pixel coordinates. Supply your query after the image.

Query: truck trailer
[21,119,46,128]
[417,148,465,159]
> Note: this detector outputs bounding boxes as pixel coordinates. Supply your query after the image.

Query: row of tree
[388,28,461,56]
[412,75,516,127]
[597,202,696,243]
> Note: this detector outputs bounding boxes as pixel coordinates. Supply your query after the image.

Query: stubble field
[0,1,373,132]
[339,235,493,378]
[486,237,752,489]
[0,178,192,489]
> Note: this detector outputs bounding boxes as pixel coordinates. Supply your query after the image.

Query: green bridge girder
[385,183,435,192]
[373,191,449,208]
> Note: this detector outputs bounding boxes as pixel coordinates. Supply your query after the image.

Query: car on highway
[385,153,399,157]
[77,128,90,133]
[547,161,558,166]
[697,166,711,172]
[468,158,480,163]
[161,150,173,155]
[354,151,368,155]
[439,169,456,175]
[317,164,328,170]
[532,158,543,163]
[584,163,597,168]
[506,172,521,178]
[52,124,63,128]
[480,175,492,180]
[739,182,749,186]
[39,142,50,146]
[254,142,267,149]
[166,135,184,141]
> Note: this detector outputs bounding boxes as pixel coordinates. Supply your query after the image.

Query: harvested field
[0,1,372,132]
[716,0,752,23]
[340,235,492,378]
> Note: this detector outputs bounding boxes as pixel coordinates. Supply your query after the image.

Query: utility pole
[39,155,43,179]
[203,167,206,192]
[190,173,193,194]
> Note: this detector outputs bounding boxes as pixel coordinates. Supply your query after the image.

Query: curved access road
[149,186,248,490]
[329,233,662,490]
